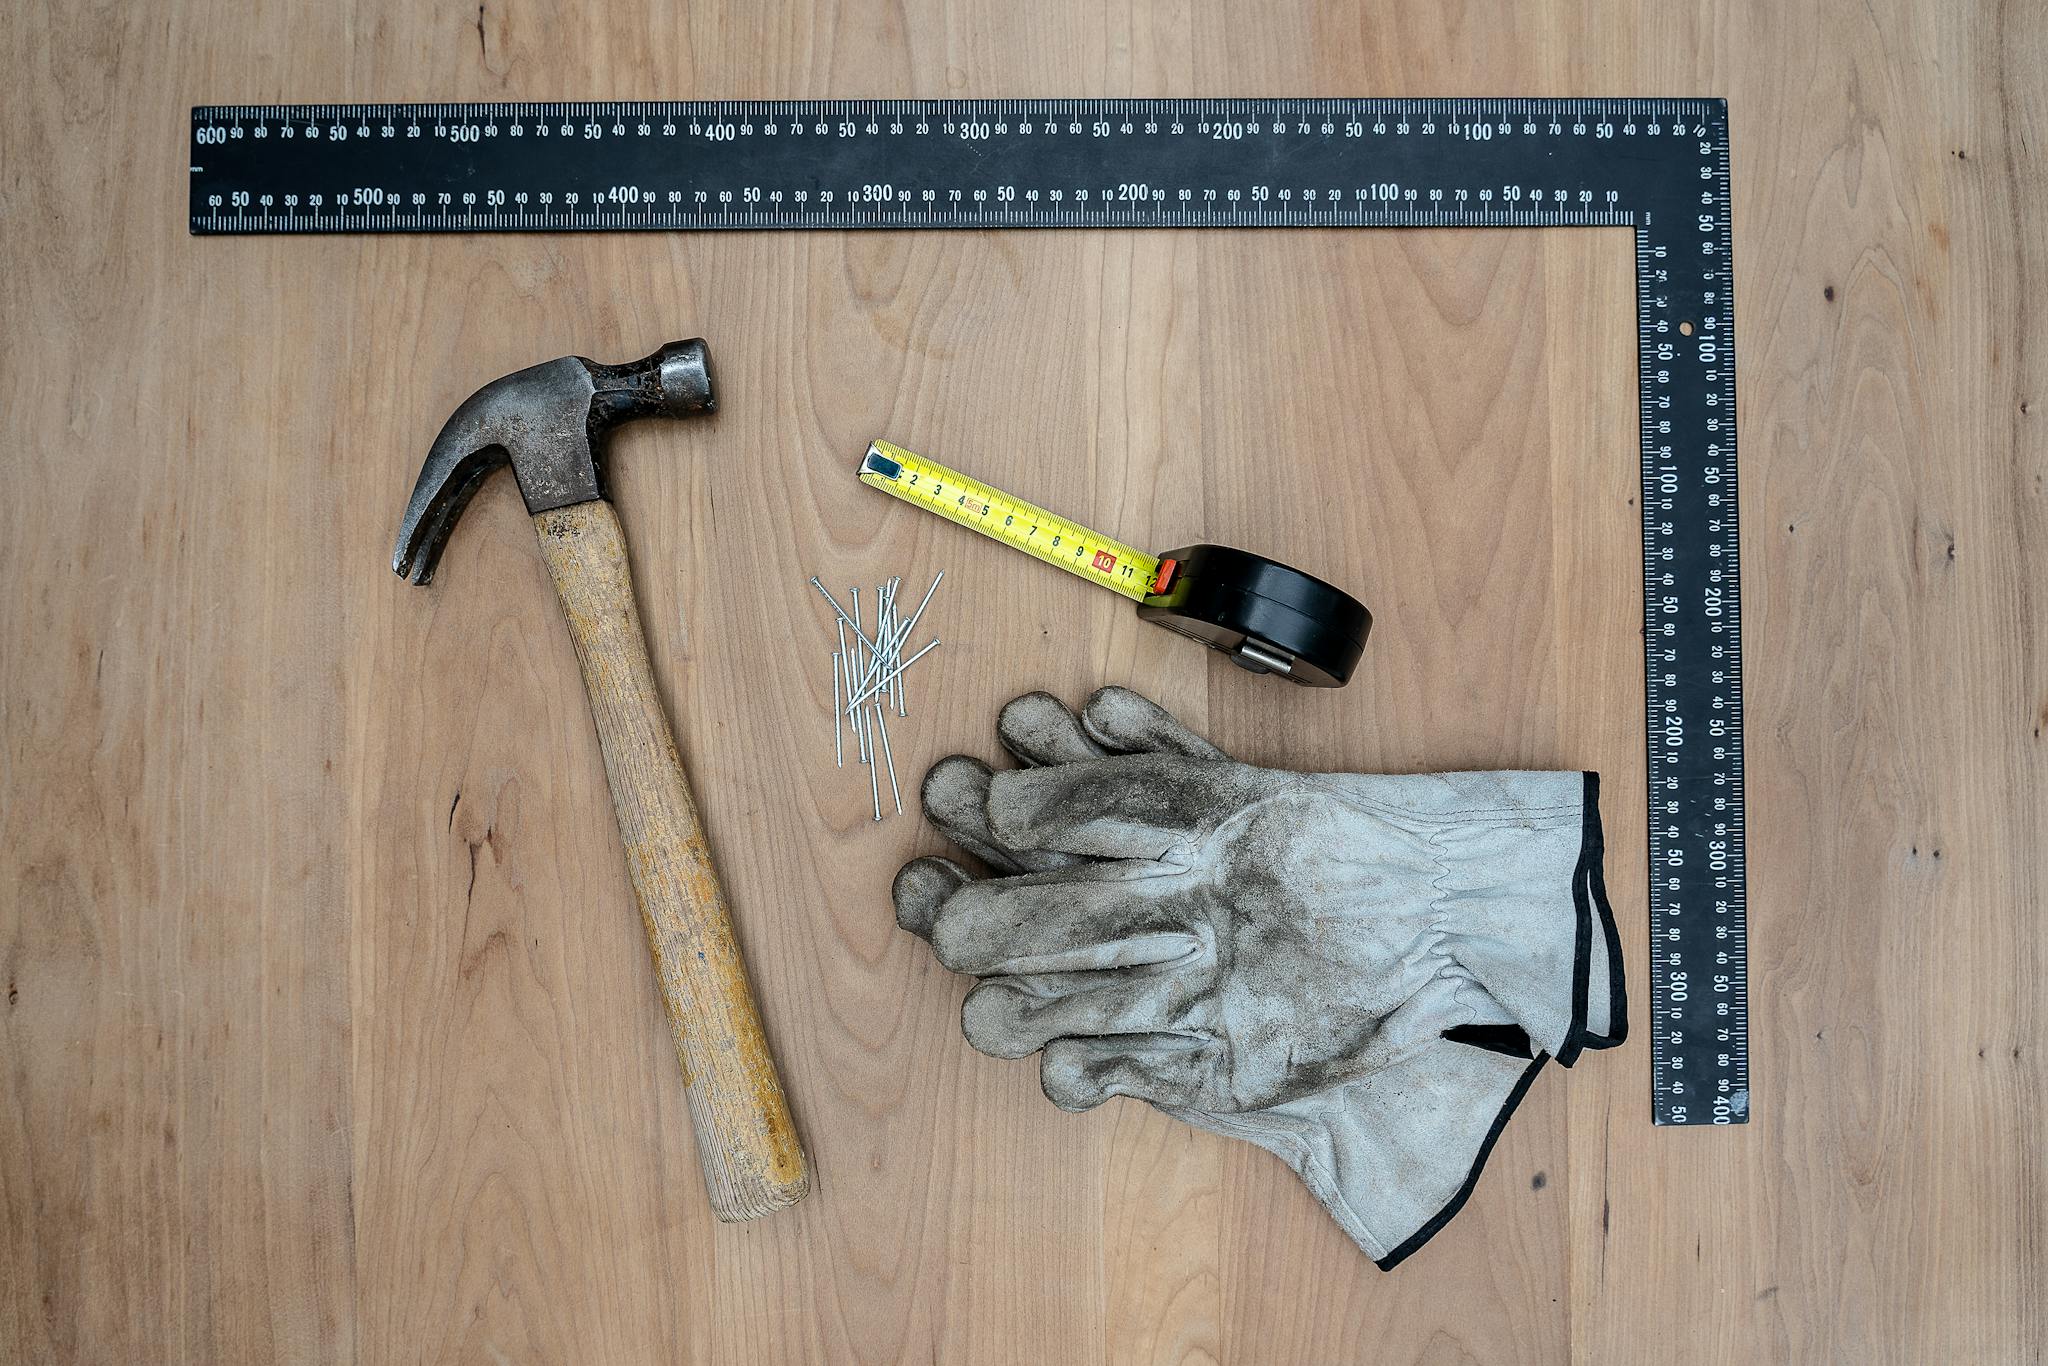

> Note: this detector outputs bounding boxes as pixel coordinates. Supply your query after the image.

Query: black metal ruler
[190,98,1748,1126]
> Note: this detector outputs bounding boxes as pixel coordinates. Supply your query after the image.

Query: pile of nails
[809,572,944,821]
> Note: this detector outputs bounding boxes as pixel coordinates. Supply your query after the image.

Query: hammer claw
[391,339,716,584]
[393,451,504,584]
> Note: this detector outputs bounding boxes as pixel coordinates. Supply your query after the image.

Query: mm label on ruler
[191,98,1748,1126]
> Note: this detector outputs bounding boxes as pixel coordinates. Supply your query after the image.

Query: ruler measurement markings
[193,98,1745,1125]
[861,443,1158,600]
[195,100,1651,230]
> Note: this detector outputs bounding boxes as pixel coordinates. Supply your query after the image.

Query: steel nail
[875,703,902,815]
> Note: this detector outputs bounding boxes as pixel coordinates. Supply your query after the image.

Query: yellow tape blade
[858,441,1160,602]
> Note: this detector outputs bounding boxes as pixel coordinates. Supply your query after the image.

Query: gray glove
[894,687,1624,1268]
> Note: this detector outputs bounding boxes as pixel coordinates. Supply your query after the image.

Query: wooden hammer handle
[533,501,810,1221]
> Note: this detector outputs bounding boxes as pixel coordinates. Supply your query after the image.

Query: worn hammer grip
[533,501,810,1221]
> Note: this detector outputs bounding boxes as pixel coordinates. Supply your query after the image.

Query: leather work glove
[893,687,1625,1268]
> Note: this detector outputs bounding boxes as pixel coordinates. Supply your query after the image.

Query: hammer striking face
[392,339,715,584]
[391,339,811,1221]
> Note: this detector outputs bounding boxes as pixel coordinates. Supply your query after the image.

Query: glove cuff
[1556,772,1627,1065]
[1367,1053,1548,1269]
[1258,772,1625,1267]
[1171,1038,1547,1269]
[1322,769,1625,1063]
[1471,769,1625,1063]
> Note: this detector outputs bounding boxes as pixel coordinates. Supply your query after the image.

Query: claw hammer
[393,340,810,1220]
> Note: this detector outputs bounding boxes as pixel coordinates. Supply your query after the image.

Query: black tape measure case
[1141,545,1370,688]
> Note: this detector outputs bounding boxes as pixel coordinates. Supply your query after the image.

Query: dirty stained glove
[893,687,1624,1268]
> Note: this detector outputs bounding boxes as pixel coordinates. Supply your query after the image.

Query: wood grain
[2,0,2043,1361]
[532,500,809,1222]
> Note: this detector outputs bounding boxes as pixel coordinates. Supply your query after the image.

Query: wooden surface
[533,501,810,1222]
[1,0,2041,1361]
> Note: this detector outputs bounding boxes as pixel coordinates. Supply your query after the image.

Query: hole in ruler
[1678,320,1694,336]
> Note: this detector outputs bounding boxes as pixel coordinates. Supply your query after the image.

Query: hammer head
[392,339,716,584]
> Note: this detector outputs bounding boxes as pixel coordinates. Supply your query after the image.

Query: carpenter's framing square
[191,97,1749,1126]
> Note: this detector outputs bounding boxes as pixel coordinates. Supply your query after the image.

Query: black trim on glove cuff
[1379,772,1625,1270]
[1558,771,1628,1067]
[1373,1053,1549,1270]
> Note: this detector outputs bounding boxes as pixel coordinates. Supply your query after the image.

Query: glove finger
[1081,686,1228,759]
[1039,1034,1218,1112]
[892,855,975,941]
[996,691,1114,767]
[920,755,1075,873]
[985,753,1263,861]
[961,969,1208,1059]
[928,861,1197,977]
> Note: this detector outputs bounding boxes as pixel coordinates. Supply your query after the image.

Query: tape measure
[858,441,1370,686]
[189,97,1749,1126]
